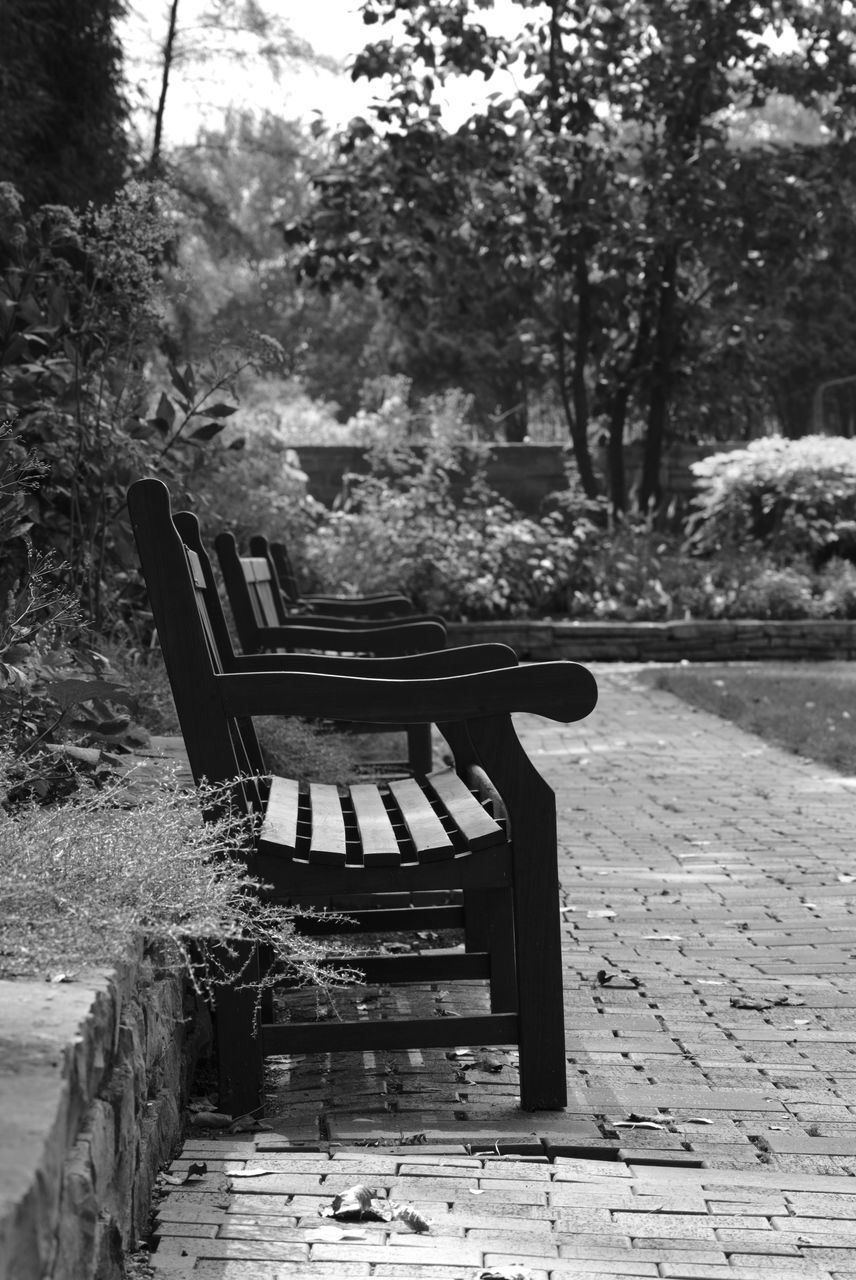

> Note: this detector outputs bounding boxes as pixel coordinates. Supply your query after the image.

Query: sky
[120,0,523,148]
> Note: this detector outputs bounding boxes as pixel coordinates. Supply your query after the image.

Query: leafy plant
[302,394,596,620]
[686,435,856,560]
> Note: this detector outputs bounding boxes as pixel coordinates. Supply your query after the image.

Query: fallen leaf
[188,1095,217,1113]
[161,1162,208,1186]
[683,1117,713,1125]
[597,968,639,988]
[321,1184,378,1220]
[474,1054,505,1072]
[229,1113,271,1133]
[730,995,805,1011]
[190,1111,232,1128]
[390,1202,430,1233]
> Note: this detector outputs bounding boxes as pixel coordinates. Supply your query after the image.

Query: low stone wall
[0,944,208,1280]
[447,618,856,662]
[293,441,744,514]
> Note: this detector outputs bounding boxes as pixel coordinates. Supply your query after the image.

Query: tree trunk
[555,324,598,498]
[606,388,629,513]
[149,0,180,177]
[638,245,678,511]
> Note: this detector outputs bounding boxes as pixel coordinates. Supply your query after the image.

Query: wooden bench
[214,529,444,774]
[215,530,445,657]
[128,478,598,1116]
[250,533,414,620]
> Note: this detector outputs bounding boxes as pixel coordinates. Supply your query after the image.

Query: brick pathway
[148,664,856,1279]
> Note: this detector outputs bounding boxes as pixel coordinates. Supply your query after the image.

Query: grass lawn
[640,661,856,776]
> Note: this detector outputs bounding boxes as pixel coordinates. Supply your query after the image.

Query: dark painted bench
[250,532,414,620]
[214,529,444,774]
[128,478,598,1116]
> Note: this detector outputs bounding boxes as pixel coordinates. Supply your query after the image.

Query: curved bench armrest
[278,612,446,630]
[227,642,518,677]
[218,660,598,726]
[254,619,446,655]
[297,595,414,619]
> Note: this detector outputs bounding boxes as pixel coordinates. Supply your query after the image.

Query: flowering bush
[302,422,595,620]
[687,435,856,559]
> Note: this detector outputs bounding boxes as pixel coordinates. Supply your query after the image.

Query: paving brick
[145,672,856,1278]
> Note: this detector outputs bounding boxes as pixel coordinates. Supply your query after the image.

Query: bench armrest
[252,619,447,655]
[276,612,445,629]
[217,660,598,726]
[226,643,518,677]
[297,595,414,618]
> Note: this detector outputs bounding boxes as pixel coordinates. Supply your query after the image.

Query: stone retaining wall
[0,945,208,1280]
[447,618,856,662]
[293,441,743,514]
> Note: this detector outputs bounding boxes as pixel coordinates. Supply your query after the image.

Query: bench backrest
[215,531,287,651]
[128,479,266,810]
[249,535,301,605]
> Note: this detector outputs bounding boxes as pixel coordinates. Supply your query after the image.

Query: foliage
[192,427,314,550]
[0,0,128,211]
[293,0,856,508]
[0,765,354,997]
[302,393,596,620]
[0,180,286,635]
[686,436,856,559]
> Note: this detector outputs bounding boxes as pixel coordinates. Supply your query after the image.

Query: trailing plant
[0,765,354,1001]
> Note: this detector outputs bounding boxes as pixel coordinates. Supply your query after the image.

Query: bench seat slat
[388,777,454,862]
[309,782,347,865]
[258,775,300,854]
[350,783,402,866]
[427,768,506,850]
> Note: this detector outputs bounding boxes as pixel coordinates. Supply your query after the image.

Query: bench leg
[512,848,567,1111]
[486,889,517,1014]
[212,940,264,1118]
[464,889,517,1014]
[407,723,433,775]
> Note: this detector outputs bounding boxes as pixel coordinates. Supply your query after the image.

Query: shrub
[303,439,594,621]
[687,435,856,560]
[192,428,316,551]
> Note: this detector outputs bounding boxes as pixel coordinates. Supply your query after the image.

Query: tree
[0,0,129,210]
[131,0,329,175]
[292,0,856,509]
